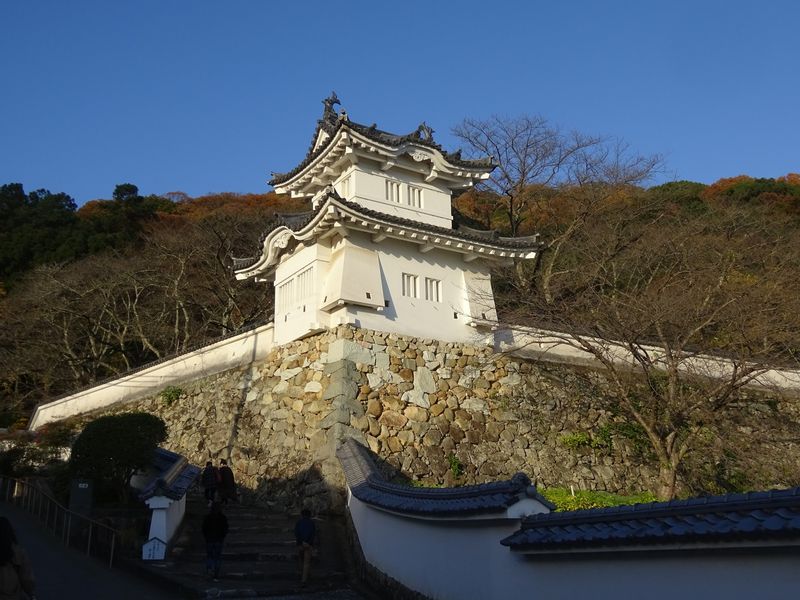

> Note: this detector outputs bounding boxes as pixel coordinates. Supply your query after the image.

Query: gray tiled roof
[337,438,554,516]
[139,448,200,501]
[232,191,540,272]
[501,486,800,551]
[269,95,494,186]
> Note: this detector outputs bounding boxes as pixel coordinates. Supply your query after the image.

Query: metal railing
[0,477,119,568]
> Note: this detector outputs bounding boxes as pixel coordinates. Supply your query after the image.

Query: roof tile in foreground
[139,448,201,502]
[501,486,800,551]
[337,438,554,516]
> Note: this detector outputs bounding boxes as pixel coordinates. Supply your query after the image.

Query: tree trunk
[657,462,678,500]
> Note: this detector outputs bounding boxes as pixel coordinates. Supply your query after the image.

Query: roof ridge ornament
[415,121,435,142]
[322,91,341,118]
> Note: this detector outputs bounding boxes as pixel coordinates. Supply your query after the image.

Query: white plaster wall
[350,494,800,600]
[344,232,495,344]
[165,495,185,542]
[28,323,275,429]
[502,328,800,393]
[500,550,799,600]
[274,243,330,345]
[350,166,453,228]
[348,494,523,600]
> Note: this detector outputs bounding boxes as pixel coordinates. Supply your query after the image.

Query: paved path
[0,502,175,600]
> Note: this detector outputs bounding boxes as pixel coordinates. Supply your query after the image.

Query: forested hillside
[0,184,308,426]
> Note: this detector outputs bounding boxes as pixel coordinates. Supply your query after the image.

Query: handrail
[0,476,119,568]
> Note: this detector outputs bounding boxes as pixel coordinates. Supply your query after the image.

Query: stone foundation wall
[112,326,800,512]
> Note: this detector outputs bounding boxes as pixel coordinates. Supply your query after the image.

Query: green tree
[69,413,167,501]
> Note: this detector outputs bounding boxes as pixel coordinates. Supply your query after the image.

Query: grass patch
[542,487,657,511]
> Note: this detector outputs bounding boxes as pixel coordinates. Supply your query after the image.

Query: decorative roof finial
[416,121,435,141]
[322,92,341,117]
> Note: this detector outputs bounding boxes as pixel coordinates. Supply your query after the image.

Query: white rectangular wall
[343,232,496,343]
[350,165,453,228]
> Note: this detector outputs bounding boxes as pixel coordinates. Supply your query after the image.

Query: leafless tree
[501,197,800,499]
[453,115,663,292]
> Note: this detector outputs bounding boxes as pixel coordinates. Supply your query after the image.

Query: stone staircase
[139,488,369,599]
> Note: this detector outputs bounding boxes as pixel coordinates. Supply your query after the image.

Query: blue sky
[1,1,798,204]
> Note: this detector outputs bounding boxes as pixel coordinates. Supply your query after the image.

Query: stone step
[140,561,349,599]
[180,549,302,562]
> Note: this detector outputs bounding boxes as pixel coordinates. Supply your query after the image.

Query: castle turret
[234,94,540,345]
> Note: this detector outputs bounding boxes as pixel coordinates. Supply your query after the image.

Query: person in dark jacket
[200,461,219,508]
[0,517,35,600]
[201,503,228,580]
[294,508,316,585]
[218,459,236,504]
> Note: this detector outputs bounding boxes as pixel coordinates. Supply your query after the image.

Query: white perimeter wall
[348,493,527,600]
[29,323,275,429]
[349,493,800,600]
[504,328,800,393]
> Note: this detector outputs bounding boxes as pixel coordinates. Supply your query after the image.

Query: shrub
[70,412,167,501]
[542,487,657,511]
[160,386,183,406]
[447,454,464,478]
[558,432,592,450]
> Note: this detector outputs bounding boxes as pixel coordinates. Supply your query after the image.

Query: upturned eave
[272,124,494,197]
[234,192,539,280]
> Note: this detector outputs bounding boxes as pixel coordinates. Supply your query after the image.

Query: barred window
[424,277,441,302]
[296,267,314,300]
[385,180,401,203]
[277,279,294,313]
[408,186,423,208]
[401,273,418,298]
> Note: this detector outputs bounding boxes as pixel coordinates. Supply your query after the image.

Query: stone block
[491,409,518,422]
[279,367,303,380]
[367,435,380,453]
[322,378,359,402]
[414,367,436,394]
[397,430,414,446]
[365,417,379,436]
[304,381,323,394]
[462,397,489,414]
[403,406,429,422]
[379,410,408,429]
[499,373,522,387]
[401,389,430,409]
[319,408,351,429]
[387,437,402,453]
[327,339,375,365]
[423,429,442,447]
[375,352,390,369]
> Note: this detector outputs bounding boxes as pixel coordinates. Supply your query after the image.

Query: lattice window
[408,186,423,208]
[424,277,441,302]
[385,180,401,203]
[277,279,294,313]
[296,267,314,301]
[401,273,418,298]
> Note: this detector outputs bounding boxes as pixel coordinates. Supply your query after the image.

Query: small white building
[234,93,540,345]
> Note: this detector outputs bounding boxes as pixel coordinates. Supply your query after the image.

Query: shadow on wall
[243,463,345,516]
